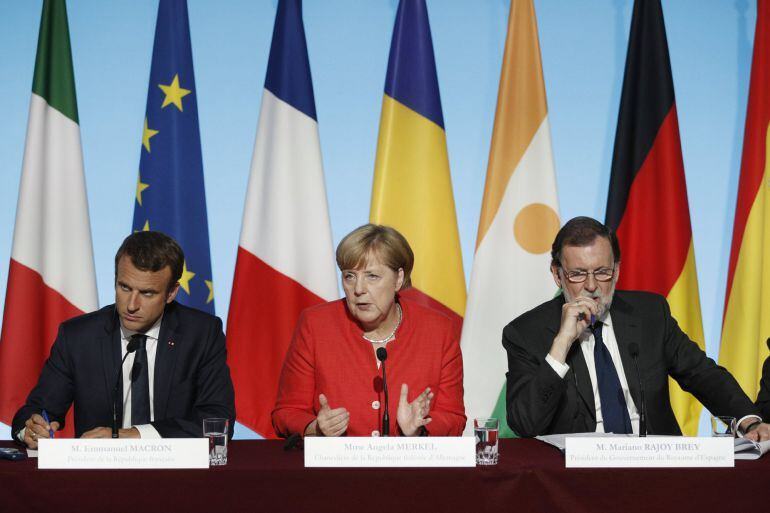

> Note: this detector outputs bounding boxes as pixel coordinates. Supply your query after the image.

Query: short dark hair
[114,231,184,291]
[550,217,621,268]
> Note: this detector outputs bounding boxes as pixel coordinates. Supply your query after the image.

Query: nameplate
[38,438,209,469]
[565,436,734,468]
[304,436,476,467]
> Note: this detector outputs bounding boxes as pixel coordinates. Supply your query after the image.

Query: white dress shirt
[119,317,162,438]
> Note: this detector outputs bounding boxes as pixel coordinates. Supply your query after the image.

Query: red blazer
[272,297,466,437]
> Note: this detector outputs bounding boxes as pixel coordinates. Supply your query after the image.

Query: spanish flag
[605,0,705,435]
[461,0,560,437]
[370,0,465,321]
[719,1,770,399]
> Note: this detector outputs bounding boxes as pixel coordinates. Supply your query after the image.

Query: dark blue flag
[132,0,215,314]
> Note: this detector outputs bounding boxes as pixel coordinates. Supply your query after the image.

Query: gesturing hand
[312,394,349,437]
[397,384,433,436]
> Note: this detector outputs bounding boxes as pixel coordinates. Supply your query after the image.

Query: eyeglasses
[562,267,615,283]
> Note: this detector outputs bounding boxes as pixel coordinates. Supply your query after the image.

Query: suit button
[372,400,381,410]
[372,430,380,437]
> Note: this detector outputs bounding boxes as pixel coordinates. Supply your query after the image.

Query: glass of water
[203,418,229,466]
[474,417,499,465]
[710,416,736,437]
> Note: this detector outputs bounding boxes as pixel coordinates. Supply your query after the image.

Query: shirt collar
[120,314,163,342]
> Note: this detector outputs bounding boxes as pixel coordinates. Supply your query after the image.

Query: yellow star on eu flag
[178,260,196,295]
[205,280,214,304]
[136,174,149,206]
[142,118,159,152]
[158,74,192,112]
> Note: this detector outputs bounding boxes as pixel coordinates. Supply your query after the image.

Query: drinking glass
[203,418,229,466]
[474,417,499,465]
[710,416,736,438]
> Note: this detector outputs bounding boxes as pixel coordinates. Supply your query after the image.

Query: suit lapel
[101,307,122,417]
[153,303,180,421]
[547,296,596,419]
[610,295,643,414]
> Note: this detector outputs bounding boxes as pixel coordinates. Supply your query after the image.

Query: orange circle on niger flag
[513,203,560,254]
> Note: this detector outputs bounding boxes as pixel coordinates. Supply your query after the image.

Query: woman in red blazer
[272,224,466,437]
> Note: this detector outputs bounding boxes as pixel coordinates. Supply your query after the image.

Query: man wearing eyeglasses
[503,216,770,440]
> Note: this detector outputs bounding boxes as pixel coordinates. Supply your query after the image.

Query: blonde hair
[336,224,414,289]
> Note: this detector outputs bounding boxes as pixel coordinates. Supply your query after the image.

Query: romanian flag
[0,0,98,436]
[461,0,560,437]
[605,0,704,436]
[226,0,338,438]
[719,1,770,398]
[132,0,215,314]
[370,0,465,322]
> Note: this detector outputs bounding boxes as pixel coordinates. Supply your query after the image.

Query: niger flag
[719,1,770,398]
[370,0,465,321]
[605,0,704,436]
[461,0,560,437]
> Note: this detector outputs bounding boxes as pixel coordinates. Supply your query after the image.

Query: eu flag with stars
[132,0,215,314]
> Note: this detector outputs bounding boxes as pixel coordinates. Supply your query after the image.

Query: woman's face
[341,252,404,332]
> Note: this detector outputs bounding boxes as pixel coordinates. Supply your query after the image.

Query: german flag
[719,1,770,399]
[605,0,705,436]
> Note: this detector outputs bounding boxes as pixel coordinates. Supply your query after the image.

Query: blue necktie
[131,335,151,425]
[592,323,632,434]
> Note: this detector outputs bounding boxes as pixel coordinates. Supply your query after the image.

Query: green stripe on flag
[32,0,79,124]
[491,383,517,438]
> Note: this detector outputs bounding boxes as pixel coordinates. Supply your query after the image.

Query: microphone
[628,342,646,437]
[766,338,770,351]
[112,337,139,438]
[376,347,390,436]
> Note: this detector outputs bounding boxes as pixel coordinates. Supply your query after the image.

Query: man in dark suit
[504,216,770,439]
[13,231,235,447]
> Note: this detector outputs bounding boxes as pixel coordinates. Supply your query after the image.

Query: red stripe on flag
[0,259,80,437]
[226,247,328,439]
[615,106,692,296]
[724,1,770,310]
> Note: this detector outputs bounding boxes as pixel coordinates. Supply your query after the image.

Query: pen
[41,409,54,439]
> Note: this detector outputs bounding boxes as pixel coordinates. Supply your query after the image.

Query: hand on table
[80,426,140,439]
[742,422,770,442]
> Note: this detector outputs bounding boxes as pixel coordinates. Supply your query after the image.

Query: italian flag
[460,0,560,437]
[719,1,770,398]
[0,0,98,436]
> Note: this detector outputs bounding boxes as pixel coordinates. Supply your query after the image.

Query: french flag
[226,0,338,439]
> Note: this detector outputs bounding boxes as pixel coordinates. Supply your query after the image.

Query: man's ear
[166,282,180,304]
[550,264,562,289]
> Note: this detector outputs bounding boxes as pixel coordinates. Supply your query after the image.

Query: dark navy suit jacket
[12,301,235,439]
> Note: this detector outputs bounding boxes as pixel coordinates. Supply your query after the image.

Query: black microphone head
[628,342,640,358]
[766,338,770,351]
[126,337,139,354]
[376,347,388,362]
